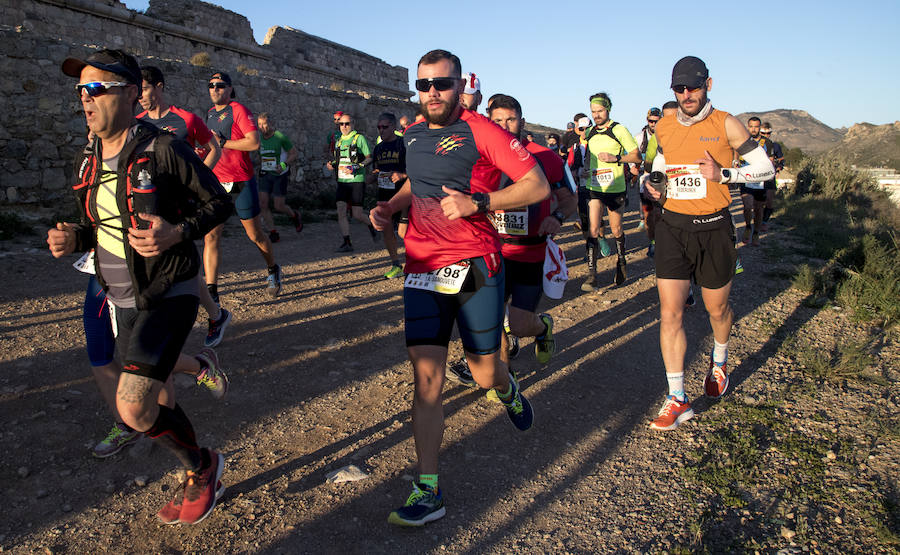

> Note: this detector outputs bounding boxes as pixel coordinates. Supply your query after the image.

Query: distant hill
[825,121,900,172]
[524,122,565,146]
[734,109,843,154]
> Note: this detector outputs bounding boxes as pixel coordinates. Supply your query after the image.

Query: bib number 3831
[404,262,471,295]
[489,209,527,235]
[665,164,707,200]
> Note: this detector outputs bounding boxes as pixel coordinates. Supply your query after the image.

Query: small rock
[825,450,836,460]
[781,526,796,540]
[36,489,49,498]
[134,475,149,487]
[834,516,842,524]
[17,466,30,478]
[325,465,368,484]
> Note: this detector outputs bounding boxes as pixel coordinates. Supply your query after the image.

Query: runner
[54,48,232,522]
[256,112,303,244]
[398,115,413,133]
[487,94,577,366]
[326,113,378,252]
[644,56,774,430]
[366,112,407,277]
[580,92,642,291]
[460,72,482,111]
[137,66,231,347]
[325,110,343,158]
[760,122,784,228]
[740,117,769,246]
[567,115,591,256]
[370,49,549,527]
[634,107,661,235]
[205,72,283,298]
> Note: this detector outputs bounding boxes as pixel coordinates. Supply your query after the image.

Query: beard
[678,89,708,117]
[421,95,459,126]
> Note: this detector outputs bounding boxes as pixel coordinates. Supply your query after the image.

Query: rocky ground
[0,193,897,554]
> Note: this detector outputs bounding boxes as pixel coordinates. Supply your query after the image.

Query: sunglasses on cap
[672,84,703,94]
[75,81,130,97]
[414,77,459,92]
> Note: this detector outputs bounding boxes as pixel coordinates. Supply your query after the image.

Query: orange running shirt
[655,109,735,215]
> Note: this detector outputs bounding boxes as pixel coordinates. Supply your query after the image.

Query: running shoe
[179,449,225,525]
[735,258,744,275]
[157,480,225,525]
[387,482,445,527]
[266,265,282,298]
[581,275,597,292]
[92,422,140,458]
[204,307,232,348]
[499,373,533,431]
[268,229,280,244]
[598,237,611,257]
[534,313,555,364]
[704,358,730,398]
[752,232,760,247]
[614,258,627,286]
[384,265,403,279]
[647,240,655,258]
[650,395,694,430]
[291,212,303,233]
[685,289,695,307]
[508,334,520,359]
[336,242,353,253]
[195,347,229,401]
[742,227,752,244]
[445,359,476,388]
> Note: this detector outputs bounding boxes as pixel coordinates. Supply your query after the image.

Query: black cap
[61,49,141,85]
[209,71,236,98]
[670,56,709,89]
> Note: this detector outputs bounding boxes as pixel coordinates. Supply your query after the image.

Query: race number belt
[404,261,470,295]
[489,209,528,236]
[377,173,395,189]
[665,164,707,200]
[73,249,96,275]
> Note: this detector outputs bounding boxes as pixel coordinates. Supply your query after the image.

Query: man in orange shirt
[644,56,774,430]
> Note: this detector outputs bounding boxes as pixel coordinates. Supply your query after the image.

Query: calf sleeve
[145,404,203,470]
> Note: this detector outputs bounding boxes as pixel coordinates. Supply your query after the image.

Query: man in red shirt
[371,50,549,527]
[205,72,282,300]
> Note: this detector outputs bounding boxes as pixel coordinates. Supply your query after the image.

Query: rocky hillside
[734,109,844,153]
[826,121,900,172]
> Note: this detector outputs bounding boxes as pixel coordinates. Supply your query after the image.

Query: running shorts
[404,254,505,355]
[336,182,364,206]
[589,190,627,211]
[740,185,767,202]
[232,177,261,219]
[763,179,777,191]
[654,208,736,290]
[113,293,199,382]
[504,258,543,313]
[83,275,116,367]
[258,173,289,196]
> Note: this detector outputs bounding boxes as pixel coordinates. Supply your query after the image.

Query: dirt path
[0,194,897,553]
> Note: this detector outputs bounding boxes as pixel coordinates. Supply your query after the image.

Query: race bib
[338,166,353,180]
[377,173,395,189]
[591,167,615,187]
[489,209,528,236]
[261,156,277,172]
[221,181,234,193]
[404,262,470,295]
[108,303,118,338]
[72,249,96,275]
[665,164,707,200]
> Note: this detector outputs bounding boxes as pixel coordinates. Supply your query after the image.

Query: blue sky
[127,0,898,136]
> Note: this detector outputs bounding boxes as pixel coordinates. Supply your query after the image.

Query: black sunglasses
[414,77,459,92]
[338,122,352,126]
[208,82,229,90]
[672,85,703,94]
[377,125,392,130]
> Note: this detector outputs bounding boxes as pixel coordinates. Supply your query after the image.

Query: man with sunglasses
[644,56,774,431]
[51,48,232,523]
[370,49,549,527]
[326,113,377,252]
[205,72,283,300]
[367,112,407,277]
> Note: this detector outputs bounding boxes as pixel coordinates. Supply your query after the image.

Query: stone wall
[0,0,415,207]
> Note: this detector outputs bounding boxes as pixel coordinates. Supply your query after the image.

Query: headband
[591,97,611,110]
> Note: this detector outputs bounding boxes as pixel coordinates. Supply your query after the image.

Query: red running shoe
[650,395,694,431]
[157,479,225,525]
[704,358,730,398]
[179,449,225,525]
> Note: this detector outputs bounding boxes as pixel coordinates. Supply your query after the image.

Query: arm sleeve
[724,144,775,184]
[160,138,233,238]
[651,151,666,173]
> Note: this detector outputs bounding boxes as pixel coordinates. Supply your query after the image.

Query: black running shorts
[336,181,364,206]
[589,190,627,211]
[113,294,199,382]
[654,209,736,290]
[504,258,544,313]
[740,185,767,202]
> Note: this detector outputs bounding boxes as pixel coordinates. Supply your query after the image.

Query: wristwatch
[471,192,490,213]
[552,210,565,224]
[720,168,732,183]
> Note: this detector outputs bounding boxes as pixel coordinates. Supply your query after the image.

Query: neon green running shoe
[388,483,445,526]
[534,313,555,364]
[384,265,403,279]
[92,422,140,458]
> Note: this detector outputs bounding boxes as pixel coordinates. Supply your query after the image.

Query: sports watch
[720,168,732,183]
[471,192,490,213]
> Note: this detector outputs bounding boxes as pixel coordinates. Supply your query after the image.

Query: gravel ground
[0,193,897,554]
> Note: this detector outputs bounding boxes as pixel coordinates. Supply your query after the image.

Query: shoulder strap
[586,122,626,154]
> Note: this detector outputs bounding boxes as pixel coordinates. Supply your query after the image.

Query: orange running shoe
[650,395,694,430]
[704,358,730,398]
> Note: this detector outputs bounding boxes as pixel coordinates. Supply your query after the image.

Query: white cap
[463,72,481,94]
[542,238,568,299]
[577,116,592,129]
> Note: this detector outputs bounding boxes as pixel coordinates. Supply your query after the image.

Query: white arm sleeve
[651,151,666,173]
[722,144,775,183]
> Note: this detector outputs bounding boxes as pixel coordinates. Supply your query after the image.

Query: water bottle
[649,171,667,205]
[132,169,158,229]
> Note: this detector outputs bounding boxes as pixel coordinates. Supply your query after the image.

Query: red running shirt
[136,106,213,148]
[403,110,537,273]
[206,101,257,183]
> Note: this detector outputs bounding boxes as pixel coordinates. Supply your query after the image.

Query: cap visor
[61,57,87,77]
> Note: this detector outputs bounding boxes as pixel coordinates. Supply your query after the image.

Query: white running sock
[666,372,685,401]
[713,340,728,365]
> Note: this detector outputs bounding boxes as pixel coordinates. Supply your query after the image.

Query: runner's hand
[644,182,662,201]
[596,152,617,163]
[370,202,393,231]
[127,214,180,257]
[47,222,76,258]
[537,216,561,236]
[696,150,721,181]
[440,186,476,220]
[390,172,403,183]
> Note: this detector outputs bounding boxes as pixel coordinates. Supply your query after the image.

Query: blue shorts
[83,275,116,367]
[233,177,261,219]
[404,255,505,355]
